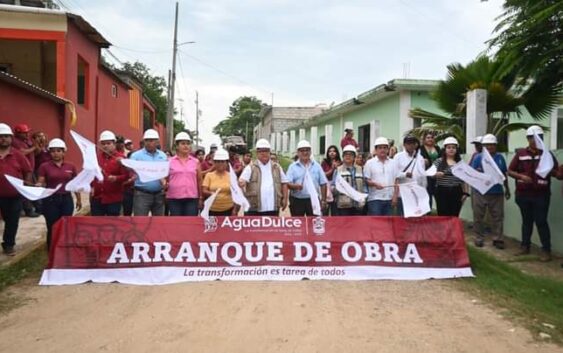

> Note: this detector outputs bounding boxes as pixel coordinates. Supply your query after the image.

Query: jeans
[367,200,392,216]
[91,199,121,216]
[42,193,74,249]
[167,198,199,216]
[336,208,362,216]
[0,197,22,249]
[133,189,165,216]
[515,194,551,252]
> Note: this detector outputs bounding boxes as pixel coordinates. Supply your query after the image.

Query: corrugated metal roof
[0,71,66,105]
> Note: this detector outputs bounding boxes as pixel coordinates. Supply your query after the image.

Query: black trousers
[209,208,234,216]
[435,185,463,216]
[335,207,362,216]
[246,210,279,216]
[289,197,314,216]
[515,194,551,252]
[42,193,74,249]
[0,197,22,249]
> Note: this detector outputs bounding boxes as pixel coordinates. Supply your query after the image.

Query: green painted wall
[411,91,445,115]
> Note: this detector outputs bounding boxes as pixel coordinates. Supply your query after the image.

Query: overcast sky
[65,0,505,147]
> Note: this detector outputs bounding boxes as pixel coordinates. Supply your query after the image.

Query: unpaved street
[0,280,560,353]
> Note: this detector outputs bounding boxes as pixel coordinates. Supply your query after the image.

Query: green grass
[278,155,293,171]
[456,246,563,343]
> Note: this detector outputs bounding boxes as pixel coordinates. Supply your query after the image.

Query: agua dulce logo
[205,217,304,232]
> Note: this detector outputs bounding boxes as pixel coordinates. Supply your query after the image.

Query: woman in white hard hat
[202,149,238,216]
[167,132,202,216]
[36,138,82,249]
[432,137,469,216]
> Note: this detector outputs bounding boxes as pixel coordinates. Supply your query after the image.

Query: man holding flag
[332,144,367,216]
[508,126,558,262]
[470,134,510,249]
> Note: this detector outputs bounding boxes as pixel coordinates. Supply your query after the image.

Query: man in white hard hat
[129,129,168,216]
[91,130,129,216]
[332,144,366,216]
[508,125,558,261]
[239,138,288,216]
[0,123,33,255]
[286,140,328,216]
[364,137,399,215]
[470,133,510,249]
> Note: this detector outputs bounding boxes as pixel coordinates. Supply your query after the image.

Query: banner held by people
[334,173,367,203]
[398,183,431,218]
[451,161,495,195]
[121,159,170,183]
[65,169,96,193]
[229,163,250,212]
[69,130,103,181]
[200,189,220,221]
[4,175,62,201]
[481,147,505,185]
[303,170,321,216]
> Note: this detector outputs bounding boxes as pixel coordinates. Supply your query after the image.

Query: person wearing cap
[90,131,130,216]
[340,128,358,149]
[470,134,510,249]
[394,135,425,216]
[130,129,168,216]
[286,140,328,216]
[228,146,244,177]
[364,137,399,216]
[12,123,40,217]
[36,138,81,249]
[202,149,238,216]
[508,125,559,262]
[332,144,366,216]
[0,123,33,256]
[468,136,483,166]
[239,139,288,216]
[167,132,202,216]
[432,137,469,216]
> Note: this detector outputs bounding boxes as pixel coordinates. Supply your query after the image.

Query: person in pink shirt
[166,132,202,216]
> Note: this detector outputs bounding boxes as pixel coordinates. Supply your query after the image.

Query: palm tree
[408,56,556,151]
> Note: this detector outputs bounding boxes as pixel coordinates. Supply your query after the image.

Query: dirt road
[0,279,560,353]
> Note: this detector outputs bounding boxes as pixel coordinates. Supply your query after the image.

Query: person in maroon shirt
[340,129,359,149]
[91,131,130,216]
[508,126,559,262]
[12,124,40,217]
[0,123,33,256]
[37,138,82,249]
[228,146,243,176]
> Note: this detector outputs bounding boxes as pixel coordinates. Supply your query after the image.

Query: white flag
[425,165,437,177]
[303,170,322,216]
[451,161,495,195]
[533,132,554,179]
[121,159,170,183]
[70,130,103,181]
[200,189,220,221]
[334,173,367,203]
[398,183,431,218]
[229,164,250,212]
[4,175,62,201]
[481,148,505,185]
[65,169,96,193]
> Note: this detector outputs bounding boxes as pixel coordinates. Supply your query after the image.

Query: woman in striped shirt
[432,137,469,216]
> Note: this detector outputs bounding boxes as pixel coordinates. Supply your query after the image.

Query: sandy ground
[0,279,560,353]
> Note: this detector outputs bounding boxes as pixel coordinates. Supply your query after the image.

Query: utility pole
[166,2,179,150]
[195,91,199,149]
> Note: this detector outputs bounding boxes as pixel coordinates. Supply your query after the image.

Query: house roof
[100,62,133,89]
[0,71,66,105]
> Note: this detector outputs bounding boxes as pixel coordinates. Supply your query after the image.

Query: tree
[213,96,265,149]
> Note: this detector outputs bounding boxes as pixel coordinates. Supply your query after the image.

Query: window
[319,135,326,155]
[77,56,89,107]
[111,84,118,98]
[358,124,370,153]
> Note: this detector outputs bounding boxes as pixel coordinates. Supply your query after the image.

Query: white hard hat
[0,123,13,135]
[99,130,116,142]
[481,134,497,144]
[471,136,483,144]
[143,129,159,140]
[174,131,191,142]
[213,149,229,161]
[526,125,544,136]
[48,138,67,150]
[342,144,357,154]
[255,138,271,150]
[296,140,312,150]
[374,137,389,146]
[443,137,459,146]
[124,139,132,144]
[210,143,218,148]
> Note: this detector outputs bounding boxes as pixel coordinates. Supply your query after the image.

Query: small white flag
[481,148,505,185]
[229,164,250,212]
[121,159,170,183]
[200,189,220,221]
[398,183,431,218]
[4,175,62,201]
[334,173,367,203]
[70,130,103,181]
[425,164,437,177]
[451,161,495,195]
[65,169,96,193]
[303,170,322,216]
[533,132,554,179]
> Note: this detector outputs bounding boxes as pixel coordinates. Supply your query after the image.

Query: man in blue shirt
[130,129,168,216]
[286,140,328,216]
[470,134,510,249]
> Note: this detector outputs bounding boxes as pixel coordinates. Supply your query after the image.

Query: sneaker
[539,252,552,262]
[474,239,484,247]
[493,240,505,250]
[3,247,15,256]
[514,247,530,256]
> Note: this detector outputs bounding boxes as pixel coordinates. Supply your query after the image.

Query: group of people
[0,122,561,262]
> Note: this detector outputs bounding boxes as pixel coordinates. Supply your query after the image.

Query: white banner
[65,169,96,193]
[200,189,220,221]
[334,173,367,203]
[121,159,170,183]
[229,164,250,212]
[481,148,505,185]
[69,130,103,181]
[533,132,554,179]
[4,175,62,201]
[425,165,437,177]
[450,161,495,195]
[303,170,321,216]
[398,183,431,218]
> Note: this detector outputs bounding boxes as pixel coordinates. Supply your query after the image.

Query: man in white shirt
[363,137,398,215]
[239,139,288,216]
[394,135,427,215]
